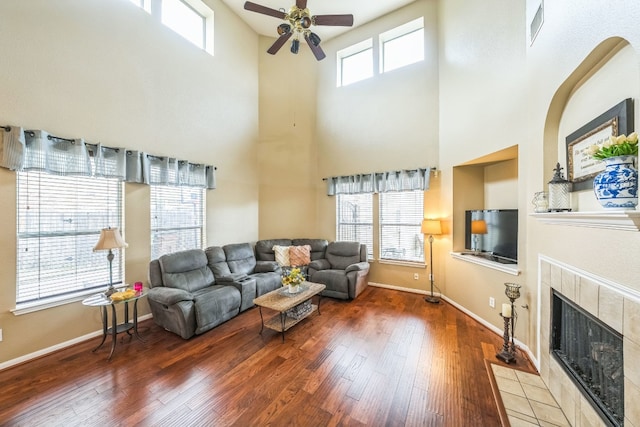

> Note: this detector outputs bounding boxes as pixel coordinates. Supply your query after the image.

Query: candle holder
[496,314,515,363]
[496,282,521,363]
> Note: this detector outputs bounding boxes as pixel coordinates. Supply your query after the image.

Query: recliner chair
[308,241,369,300]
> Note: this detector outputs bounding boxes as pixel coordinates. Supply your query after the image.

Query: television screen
[464,209,518,263]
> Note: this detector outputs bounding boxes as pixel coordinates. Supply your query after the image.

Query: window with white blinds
[336,193,373,259]
[16,171,123,304]
[150,185,205,260]
[379,190,425,263]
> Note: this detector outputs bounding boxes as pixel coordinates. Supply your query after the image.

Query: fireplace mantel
[531,210,640,231]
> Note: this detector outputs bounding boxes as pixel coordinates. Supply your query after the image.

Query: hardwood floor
[0,286,535,426]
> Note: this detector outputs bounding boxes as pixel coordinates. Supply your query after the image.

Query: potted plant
[588,133,638,209]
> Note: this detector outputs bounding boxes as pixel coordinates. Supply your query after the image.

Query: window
[380,17,424,73]
[336,193,373,259]
[17,171,123,305]
[150,185,205,260]
[379,190,425,263]
[162,0,206,49]
[129,0,214,54]
[337,39,373,87]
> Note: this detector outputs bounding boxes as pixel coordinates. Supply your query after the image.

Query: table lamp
[470,219,487,253]
[93,227,128,296]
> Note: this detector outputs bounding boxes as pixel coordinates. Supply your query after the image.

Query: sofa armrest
[217,272,249,282]
[255,261,280,273]
[309,259,331,271]
[148,287,194,306]
[345,261,370,273]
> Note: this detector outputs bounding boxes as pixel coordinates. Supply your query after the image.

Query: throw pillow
[289,245,311,266]
[273,245,291,267]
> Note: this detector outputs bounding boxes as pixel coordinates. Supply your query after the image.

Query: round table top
[82,288,147,306]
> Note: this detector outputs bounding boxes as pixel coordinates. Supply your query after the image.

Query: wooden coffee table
[253,281,326,341]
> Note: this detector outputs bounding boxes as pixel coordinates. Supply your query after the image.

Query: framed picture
[565,98,634,191]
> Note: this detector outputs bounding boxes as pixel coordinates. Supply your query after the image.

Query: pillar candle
[502,303,512,318]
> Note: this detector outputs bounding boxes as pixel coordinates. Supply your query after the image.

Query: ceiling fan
[244,0,354,61]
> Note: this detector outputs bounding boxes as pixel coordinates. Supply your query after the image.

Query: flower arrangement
[282,267,305,287]
[588,132,639,160]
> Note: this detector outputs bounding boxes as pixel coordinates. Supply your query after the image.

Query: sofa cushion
[192,285,241,335]
[255,239,293,261]
[292,239,328,261]
[223,243,257,275]
[273,245,291,267]
[159,249,214,293]
[205,246,232,277]
[326,241,362,270]
[289,245,311,266]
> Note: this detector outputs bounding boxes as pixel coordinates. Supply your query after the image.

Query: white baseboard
[0,313,153,371]
[368,282,539,369]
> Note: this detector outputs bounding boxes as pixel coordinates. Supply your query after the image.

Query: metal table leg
[108,304,118,361]
[92,306,108,352]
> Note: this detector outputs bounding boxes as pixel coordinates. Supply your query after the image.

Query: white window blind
[336,193,373,259]
[151,185,205,260]
[17,171,123,304]
[379,190,425,263]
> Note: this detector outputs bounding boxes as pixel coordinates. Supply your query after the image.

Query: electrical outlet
[413,273,419,280]
[489,297,495,308]
[0,328,3,342]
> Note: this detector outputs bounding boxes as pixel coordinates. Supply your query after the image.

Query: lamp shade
[421,219,442,236]
[93,227,128,251]
[471,219,488,235]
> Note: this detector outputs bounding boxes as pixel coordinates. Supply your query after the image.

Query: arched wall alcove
[542,37,636,200]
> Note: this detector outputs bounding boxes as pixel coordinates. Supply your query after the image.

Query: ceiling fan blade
[304,34,326,61]
[296,0,307,9]
[267,32,293,55]
[312,14,354,27]
[244,1,287,19]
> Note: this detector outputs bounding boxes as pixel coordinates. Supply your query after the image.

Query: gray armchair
[308,241,369,300]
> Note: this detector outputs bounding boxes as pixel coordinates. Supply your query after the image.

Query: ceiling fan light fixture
[277,23,291,35]
[300,16,312,29]
[290,38,300,54]
[308,32,321,46]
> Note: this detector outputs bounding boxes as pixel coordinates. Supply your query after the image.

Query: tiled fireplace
[539,257,640,427]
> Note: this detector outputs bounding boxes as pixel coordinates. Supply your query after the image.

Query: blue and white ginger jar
[593,155,638,209]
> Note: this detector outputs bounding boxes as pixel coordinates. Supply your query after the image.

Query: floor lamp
[93,227,128,296]
[421,219,442,304]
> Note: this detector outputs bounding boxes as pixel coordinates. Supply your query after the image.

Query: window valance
[0,125,216,189]
[325,168,432,195]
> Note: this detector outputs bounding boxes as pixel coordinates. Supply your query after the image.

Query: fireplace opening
[551,290,624,427]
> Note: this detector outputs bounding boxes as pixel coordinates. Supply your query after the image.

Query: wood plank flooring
[0,286,535,426]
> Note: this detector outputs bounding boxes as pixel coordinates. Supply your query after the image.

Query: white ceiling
[222,0,418,40]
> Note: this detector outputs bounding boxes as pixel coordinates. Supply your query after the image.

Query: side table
[82,288,147,360]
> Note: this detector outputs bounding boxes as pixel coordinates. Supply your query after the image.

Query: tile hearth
[491,364,570,426]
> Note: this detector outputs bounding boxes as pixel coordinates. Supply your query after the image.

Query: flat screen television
[464,209,518,264]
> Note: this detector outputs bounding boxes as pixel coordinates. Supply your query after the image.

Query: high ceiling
[221,0,418,41]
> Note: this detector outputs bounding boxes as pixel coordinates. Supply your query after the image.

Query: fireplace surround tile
[529,400,571,426]
[560,269,577,300]
[599,285,623,333]
[577,276,599,317]
[625,377,640,426]
[624,336,640,388]
[623,297,640,344]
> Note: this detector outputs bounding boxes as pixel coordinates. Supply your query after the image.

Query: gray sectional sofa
[147,239,369,339]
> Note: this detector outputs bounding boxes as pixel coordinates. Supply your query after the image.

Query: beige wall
[439,0,640,364]
[0,0,260,363]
